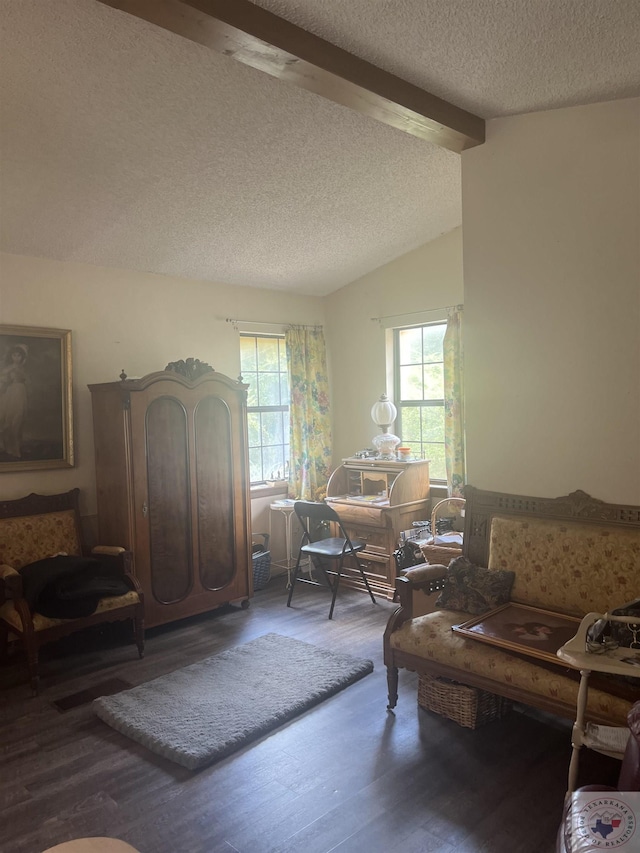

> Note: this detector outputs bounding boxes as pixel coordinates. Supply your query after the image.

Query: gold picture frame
[0,325,74,471]
[452,603,581,665]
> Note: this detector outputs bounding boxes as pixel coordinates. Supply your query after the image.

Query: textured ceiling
[1,0,639,296]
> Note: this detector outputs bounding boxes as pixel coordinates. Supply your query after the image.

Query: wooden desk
[326,457,430,599]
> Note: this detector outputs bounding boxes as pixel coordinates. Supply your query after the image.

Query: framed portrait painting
[452,603,581,665]
[0,325,74,472]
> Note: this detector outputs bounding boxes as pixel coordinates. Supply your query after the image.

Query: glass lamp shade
[371,394,397,429]
[371,393,400,459]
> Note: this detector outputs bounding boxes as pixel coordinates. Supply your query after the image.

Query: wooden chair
[0,489,144,694]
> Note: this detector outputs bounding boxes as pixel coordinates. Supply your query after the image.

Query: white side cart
[557,612,640,793]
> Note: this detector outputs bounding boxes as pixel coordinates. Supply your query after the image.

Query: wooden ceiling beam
[97,0,485,153]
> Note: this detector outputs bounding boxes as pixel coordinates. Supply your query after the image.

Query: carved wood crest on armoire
[89,360,252,628]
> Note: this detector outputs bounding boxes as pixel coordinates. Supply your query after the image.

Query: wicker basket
[252,533,271,590]
[419,497,465,565]
[419,543,463,564]
[417,673,511,729]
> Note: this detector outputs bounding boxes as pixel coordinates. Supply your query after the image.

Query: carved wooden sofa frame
[0,489,144,694]
[384,486,640,726]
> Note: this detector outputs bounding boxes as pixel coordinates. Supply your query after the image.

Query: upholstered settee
[0,489,144,693]
[384,487,640,727]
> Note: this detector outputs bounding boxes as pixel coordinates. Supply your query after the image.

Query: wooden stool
[42,839,140,853]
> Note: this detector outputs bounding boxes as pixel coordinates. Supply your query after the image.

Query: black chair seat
[287,500,376,619]
[301,537,366,558]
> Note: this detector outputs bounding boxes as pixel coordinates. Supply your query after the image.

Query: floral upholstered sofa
[384,486,640,726]
[0,488,144,693]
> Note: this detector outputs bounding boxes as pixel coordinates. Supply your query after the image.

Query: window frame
[240,333,290,486]
[393,321,447,485]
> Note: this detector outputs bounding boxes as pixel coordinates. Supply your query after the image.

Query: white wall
[324,227,464,463]
[0,253,325,514]
[7,94,636,521]
[462,97,640,504]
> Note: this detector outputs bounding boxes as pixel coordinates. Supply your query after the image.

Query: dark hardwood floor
[0,577,619,853]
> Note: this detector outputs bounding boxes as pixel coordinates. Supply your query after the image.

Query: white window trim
[391,320,447,486]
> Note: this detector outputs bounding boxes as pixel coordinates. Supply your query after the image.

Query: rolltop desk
[325,457,430,599]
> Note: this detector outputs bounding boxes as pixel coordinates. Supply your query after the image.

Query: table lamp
[371,393,401,459]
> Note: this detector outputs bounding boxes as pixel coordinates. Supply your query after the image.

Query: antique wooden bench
[0,488,144,693]
[384,486,640,726]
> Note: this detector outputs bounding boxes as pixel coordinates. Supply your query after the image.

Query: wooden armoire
[89,363,252,628]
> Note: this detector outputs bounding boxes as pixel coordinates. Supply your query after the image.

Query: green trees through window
[240,335,290,484]
[394,323,446,480]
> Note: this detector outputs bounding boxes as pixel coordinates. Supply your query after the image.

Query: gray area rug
[93,632,373,770]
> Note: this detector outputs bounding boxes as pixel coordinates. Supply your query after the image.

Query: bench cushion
[0,590,141,632]
[390,610,633,726]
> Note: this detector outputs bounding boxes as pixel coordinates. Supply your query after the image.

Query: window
[240,334,290,484]
[394,322,446,481]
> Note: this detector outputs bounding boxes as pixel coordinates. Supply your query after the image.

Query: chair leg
[0,622,9,663]
[286,551,304,607]
[25,640,40,696]
[328,559,343,620]
[355,557,377,604]
[386,665,399,710]
[134,612,145,658]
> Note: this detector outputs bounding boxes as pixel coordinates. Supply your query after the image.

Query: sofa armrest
[383,563,449,709]
[396,563,448,613]
[0,563,23,601]
[91,546,141,600]
[123,570,144,600]
[92,545,125,556]
[384,563,449,642]
[91,546,134,577]
[0,564,20,581]
[0,565,32,636]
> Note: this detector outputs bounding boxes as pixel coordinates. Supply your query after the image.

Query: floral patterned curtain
[443,308,465,497]
[285,326,332,500]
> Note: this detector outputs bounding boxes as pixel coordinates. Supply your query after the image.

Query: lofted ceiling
[1,0,639,296]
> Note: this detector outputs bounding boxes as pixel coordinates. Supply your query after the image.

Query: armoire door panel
[194,395,235,590]
[146,396,192,603]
